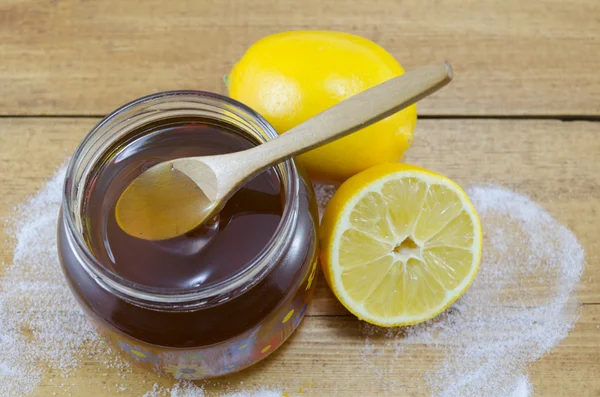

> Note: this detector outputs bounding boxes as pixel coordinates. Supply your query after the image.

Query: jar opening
[62,91,299,309]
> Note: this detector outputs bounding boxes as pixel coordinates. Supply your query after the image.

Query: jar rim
[62,90,300,309]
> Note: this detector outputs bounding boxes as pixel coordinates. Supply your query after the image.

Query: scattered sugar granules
[424,185,583,396]
[0,166,106,396]
[329,184,584,397]
[0,165,286,397]
[0,166,585,397]
[142,381,281,397]
[169,382,281,397]
[509,376,532,397]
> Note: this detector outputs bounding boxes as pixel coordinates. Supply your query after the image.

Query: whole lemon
[228,31,417,183]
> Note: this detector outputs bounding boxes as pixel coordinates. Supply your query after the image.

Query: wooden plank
[0,0,598,116]
[0,118,598,301]
[27,306,600,396]
[0,117,599,395]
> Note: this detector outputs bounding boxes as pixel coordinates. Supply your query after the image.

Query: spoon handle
[248,61,452,169]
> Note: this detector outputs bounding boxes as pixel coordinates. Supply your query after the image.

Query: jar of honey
[58,91,319,379]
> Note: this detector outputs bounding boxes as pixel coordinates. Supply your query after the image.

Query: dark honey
[59,113,318,355]
[82,118,284,289]
[59,93,319,378]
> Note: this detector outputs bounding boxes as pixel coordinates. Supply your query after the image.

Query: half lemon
[320,163,482,326]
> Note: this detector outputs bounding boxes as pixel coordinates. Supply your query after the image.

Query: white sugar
[349,185,585,396]
[509,376,532,397]
[0,168,584,397]
[170,382,206,397]
[143,382,281,397]
[169,381,281,397]
[313,184,336,220]
[0,165,102,396]
[143,383,168,397]
[0,165,132,396]
[0,165,285,396]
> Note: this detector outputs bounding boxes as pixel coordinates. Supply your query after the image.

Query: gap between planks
[1,114,600,122]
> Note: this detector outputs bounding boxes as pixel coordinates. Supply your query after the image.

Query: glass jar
[58,91,319,379]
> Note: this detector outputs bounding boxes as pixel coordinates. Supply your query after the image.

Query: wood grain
[1,117,599,395]
[1,117,598,295]
[1,0,599,116]
[24,306,600,397]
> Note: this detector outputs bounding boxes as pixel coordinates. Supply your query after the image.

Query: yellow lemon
[320,163,482,326]
[228,31,417,183]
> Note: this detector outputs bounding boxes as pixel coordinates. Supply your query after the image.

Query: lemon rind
[328,170,482,327]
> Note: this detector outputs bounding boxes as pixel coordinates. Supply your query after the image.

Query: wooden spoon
[115,62,453,241]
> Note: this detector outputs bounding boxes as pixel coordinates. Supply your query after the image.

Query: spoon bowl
[115,162,217,241]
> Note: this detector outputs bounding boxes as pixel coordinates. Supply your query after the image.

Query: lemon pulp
[320,163,482,326]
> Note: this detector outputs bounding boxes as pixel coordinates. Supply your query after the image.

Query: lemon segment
[320,163,482,326]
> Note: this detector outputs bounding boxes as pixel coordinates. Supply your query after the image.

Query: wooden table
[1,1,599,396]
